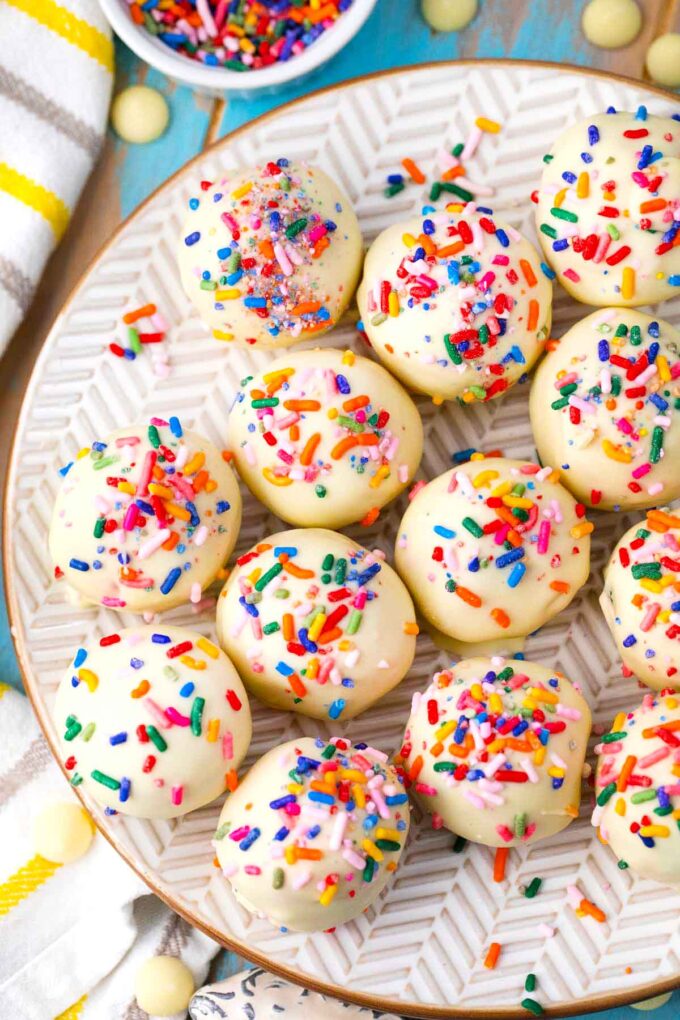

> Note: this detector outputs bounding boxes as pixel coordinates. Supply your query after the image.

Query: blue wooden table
[2,0,680,1013]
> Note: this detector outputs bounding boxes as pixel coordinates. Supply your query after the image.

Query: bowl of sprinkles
[100,0,377,94]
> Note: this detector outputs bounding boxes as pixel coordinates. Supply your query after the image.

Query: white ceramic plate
[6,61,680,1019]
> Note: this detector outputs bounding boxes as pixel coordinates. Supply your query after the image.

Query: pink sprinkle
[640,603,661,632]
[123,502,139,531]
[222,731,234,760]
[617,417,634,435]
[496,824,514,842]
[102,596,126,607]
[632,462,652,479]
[135,450,157,497]
[538,519,551,554]
[165,706,191,727]
[230,826,250,841]
[244,865,262,876]
[638,747,670,768]
[563,268,581,283]
[171,785,184,806]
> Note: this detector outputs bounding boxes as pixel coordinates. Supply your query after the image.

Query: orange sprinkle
[289,424,300,442]
[225,769,239,792]
[549,580,570,594]
[162,531,179,551]
[579,897,606,923]
[331,433,380,459]
[527,299,539,331]
[493,847,509,883]
[283,559,315,579]
[436,241,465,258]
[296,847,323,860]
[258,238,275,260]
[401,157,425,184]
[616,755,637,792]
[282,613,295,641]
[299,432,321,466]
[456,585,482,607]
[288,673,307,698]
[291,301,321,315]
[403,621,420,635]
[130,679,150,698]
[312,235,330,259]
[639,198,667,213]
[441,165,465,181]
[284,399,320,411]
[491,607,510,628]
[317,626,342,644]
[343,395,370,412]
[520,258,537,287]
[123,303,156,324]
[484,942,502,969]
[360,506,380,527]
[408,755,424,781]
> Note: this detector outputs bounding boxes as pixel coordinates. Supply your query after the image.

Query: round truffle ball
[534,109,680,307]
[357,206,552,403]
[228,348,423,528]
[402,657,591,846]
[600,512,680,691]
[178,161,363,348]
[33,802,94,864]
[214,737,409,932]
[592,693,680,886]
[530,309,680,511]
[55,626,252,819]
[646,33,680,88]
[49,418,241,613]
[217,528,417,721]
[135,956,195,1016]
[394,458,592,646]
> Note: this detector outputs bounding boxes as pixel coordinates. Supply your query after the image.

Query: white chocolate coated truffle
[228,348,423,528]
[581,0,641,49]
[214,737,409,932]
[33,802,94,864]
[55,626,252,819]
[421,0,478,32]
[216,529,417,721]
[402,658,591,847]
[135,956,195,1016]
[394,458,592,645]
[357,207,552,403]
[111,85,170,144]
[535,110,680,307]
[593,693,680,886]
[646,34,680,88]
[50,419,241,613]
[600,512,680,691]
[530,309,680,511]
[178,161,362,348]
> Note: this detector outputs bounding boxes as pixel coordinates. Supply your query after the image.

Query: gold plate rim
[5,57,680,1019]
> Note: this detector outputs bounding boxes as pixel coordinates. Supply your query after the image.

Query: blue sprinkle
[270,795,297,809]
[69,558,89,571]
[329,699,345,719]
[74,648,87,668]
[273,826,290,841]
[507,561,526,588]
[540,262,556,280]
[335,373,351,395]
[184,231,200,246]
[110,732,127,746]
[119,777,131,803]
[239,596,259,618]
[160,568,182,595]
[151,633,171,644]
[276,661,294,677]
[274,546,298,557]
[495,228,509,248]
[216,500,231,514]
[308,791,334,805]
[239,827,261,851]
[496,547,525,569]
[434,525,456,539]
[598,339,610,362]
[623,634,637,648]
[588,125,600,145]
[179,682,195,698]
[169,416,182,437]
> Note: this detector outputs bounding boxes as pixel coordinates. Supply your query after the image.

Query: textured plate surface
[6,62,680,1018]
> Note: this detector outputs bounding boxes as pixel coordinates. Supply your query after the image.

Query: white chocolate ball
[135,955,195,1016]
[178,161,363,348]
[394,458,592,645]
[593,693,680,886]
[55,625,252,819]
[214,737,409,932]
[357,207,552,403]
[402,658,591,846]
[421,0,478,32]
[49,419,241,613]
[600,514,680,691]
[646,33,680,88]
[535,110,680,307]
[111,85,170,144]
[582,0,642,49]
[216,528,417,721]
[631,994,674,1011]
[228,348,423,528]
[530,309,680,511]
[33,802,94,864]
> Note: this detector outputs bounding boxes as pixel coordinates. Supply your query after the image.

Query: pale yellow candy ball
[646,33,680,88]
[422,0,478,32]
[631,993,673,1011]
[111,85,170,144]
[582,0,642,49]
[135,956,195,1016]
[34,801,94,864]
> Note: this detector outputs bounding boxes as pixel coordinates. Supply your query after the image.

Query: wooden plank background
[1,0,680,1002]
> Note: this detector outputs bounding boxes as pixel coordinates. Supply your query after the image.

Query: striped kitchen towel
[0,0,113,356]
[0,684,218,1020]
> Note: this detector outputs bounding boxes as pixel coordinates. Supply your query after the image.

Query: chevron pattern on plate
[7,64,680,1015]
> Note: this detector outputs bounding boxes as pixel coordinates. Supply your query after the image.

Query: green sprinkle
[440,181,473,202]
[630,325,642,346]
[347,609,363,635]
[148,425,161,449]
[255,561,283,591]
[617,859,629,869]
[525,974,537,993]
[631,563,662,580]
[363,856,376,882]
[524,877,542,899]
[335,558,347,583]
[128,326,142,353]
[91,455,117,471]
[91,769,120,791]
[631,788,657,804]
[597,781,617,807]
[251,397,279,409]
[444,333,463,364]
[650,425,664,464]
[452,835,468,853]
[452,142,464,157]
[514,813,527,838]
[496,667,514,682]
[146,725,167,752]
[559,382,578,396]
[550,206,578,223]
[521,998,544,1016]
[191,696,205,736]
[285,217,308,238]
[434,762,457,772]
[263,622,280,635]
[93,517,105,539]
[70,772,83,787]
[321,553,334,571]
[215,823,230,841]
[375,839,401,852]
[371,312,388,326]
[462,516,484,538]
[64,722,82,741]
[199,279,217,291]
[273,867,285,889]
[82,722,96,742]
[429,182,442,201]
[606,223,620,240]
[469,385,486,399]
[315,484,327,498]
[539,224,557,239]
[551,397,569,410]
[321,744,337,760]
[602,730,627,743]
[385,182,405,198]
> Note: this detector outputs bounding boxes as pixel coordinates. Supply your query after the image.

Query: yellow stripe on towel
[4,0,114,72]
[0,163,70,240]
[0,854,62,917]
[55,995,88,1020]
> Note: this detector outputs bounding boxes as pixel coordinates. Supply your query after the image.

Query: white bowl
[100,0,378,95]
